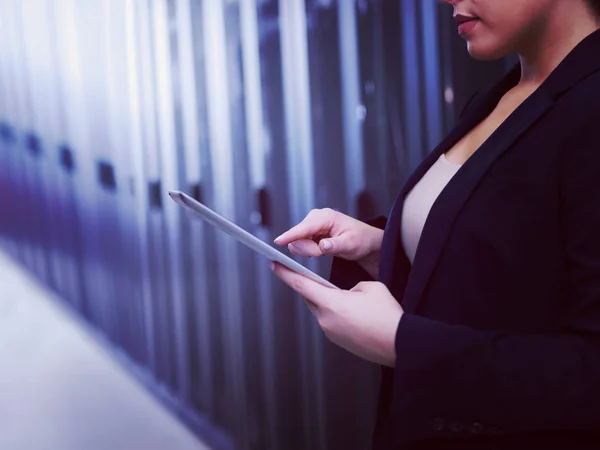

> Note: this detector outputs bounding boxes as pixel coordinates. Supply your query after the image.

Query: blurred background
[0,0,515,449]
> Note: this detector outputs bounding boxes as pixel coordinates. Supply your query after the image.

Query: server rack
[0,1,510,449]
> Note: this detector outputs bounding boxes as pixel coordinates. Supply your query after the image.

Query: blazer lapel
[378,109,484,300]
[401,90,553,313]
[378,67,520,302]
[380,29,600,312]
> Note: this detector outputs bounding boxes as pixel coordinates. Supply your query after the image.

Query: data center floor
[0,248,211,450]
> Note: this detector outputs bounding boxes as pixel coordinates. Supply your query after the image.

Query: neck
[517,6,599,87]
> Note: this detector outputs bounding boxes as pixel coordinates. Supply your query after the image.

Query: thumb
[318,235,351,255]
[350,281,380,293]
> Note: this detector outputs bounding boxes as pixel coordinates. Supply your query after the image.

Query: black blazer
[331,29,600,449]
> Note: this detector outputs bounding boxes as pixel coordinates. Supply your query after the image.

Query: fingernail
[274,234,283,243]
[322,240,332,251]
[268,261,275,271]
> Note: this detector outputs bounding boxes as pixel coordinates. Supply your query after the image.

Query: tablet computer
[168,190,340,290]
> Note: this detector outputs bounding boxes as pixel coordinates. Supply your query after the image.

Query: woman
[271,0,600,448]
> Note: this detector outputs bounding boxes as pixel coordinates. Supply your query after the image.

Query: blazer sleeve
[389,116,600,440]
[329,216,387,289]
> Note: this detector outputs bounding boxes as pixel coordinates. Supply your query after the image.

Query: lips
[454,14,479,36]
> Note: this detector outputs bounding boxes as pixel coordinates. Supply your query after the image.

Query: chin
[466,41,510,61]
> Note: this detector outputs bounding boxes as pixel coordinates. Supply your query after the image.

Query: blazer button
[432,418,445,431]
[469,423,484,435]
[450,421,464,432]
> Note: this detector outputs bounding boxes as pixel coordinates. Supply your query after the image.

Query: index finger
[274,210,334,245]
[270,262,336,308]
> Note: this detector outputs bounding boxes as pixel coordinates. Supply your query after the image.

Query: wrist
[357,228,384,278]
[366,227,384,256]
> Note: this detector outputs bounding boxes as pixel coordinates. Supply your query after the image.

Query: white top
[401,153,462,264]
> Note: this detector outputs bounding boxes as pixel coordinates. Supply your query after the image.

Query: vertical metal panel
[279,0,317,220]
[96,0,122,339]
[254,3,309,449]
[437,0,458,132]
[178,0,217,419]
[104,0,127,348]
[305,2,346,214]
[5,0,33,268]
[0,4,12,253]
[53,0,100,323]
[103,0,132,350]
[151,0,191,399]
[239,1,279,448]
[400,0,425,172]
[279,1,327,449]
[307,4,378,449]
[0,1,19,258]
[10,1,48,281]
[27,0,68,298]
[132,0,161,375]
[145,0,172,384]
[102,0,146,364]
[338,0,365,217]
[135,0,177,386]
[175,0,201,188]
[66,0,114,334]
[123,0,154,367]
[420,0,444,151]
[223,4,264,443]
[201,0,249,446]
[43,0,87,311]
[357,0,399,216]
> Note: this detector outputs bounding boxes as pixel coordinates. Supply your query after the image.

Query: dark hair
[586,0,600,19]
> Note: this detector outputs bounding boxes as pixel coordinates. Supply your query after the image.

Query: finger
[317,235,351,255]
[288,239,323,258]
[290,236,349,257]
[350,281,370,292]
[270,262,334,308]
[303,297,319,315]
[274,210,334,245]
[350,281,387,296]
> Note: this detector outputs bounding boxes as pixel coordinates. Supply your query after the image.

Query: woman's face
[442,0,558,60]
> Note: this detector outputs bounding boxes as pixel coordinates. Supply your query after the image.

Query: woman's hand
[269,261,403,367]
[274,208,384,279]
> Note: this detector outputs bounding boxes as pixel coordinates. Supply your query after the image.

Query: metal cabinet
[0,1,510,449]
